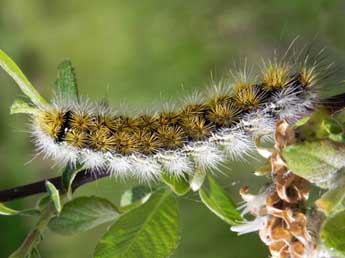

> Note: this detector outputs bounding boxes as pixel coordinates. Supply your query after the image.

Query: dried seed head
[232,120,321,258]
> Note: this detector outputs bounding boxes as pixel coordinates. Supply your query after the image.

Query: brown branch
[321,92,345,113]
[0,170,111,203]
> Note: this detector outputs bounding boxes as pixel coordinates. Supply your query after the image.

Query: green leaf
[294,109,345,143]
[293,115,310,127]
[317,188,345,216]
[254,161,271,176]
[282,140,345,189]
[334,107,345,125]
[61,164,84,199]
[94,189,180,258]
[120,185,152,212]
[0,203,39,217]
[321,210,345,256]
[0,49,47,106]
[295,109,337,141]
[189,167,206,191]
[49,196,119,235]
[10,99,39,115]
[161,172,190,196]
[0,203,19,216]
[321,118,345,143]
[316,177,345,215]
[27,248,41,258]
[37,195,50,211]
[54,60,79,102]
[199,175,243,225]
[45,181,61,213]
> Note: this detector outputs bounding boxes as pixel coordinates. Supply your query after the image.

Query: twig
[321,92,345,113]
[0,170,111,203]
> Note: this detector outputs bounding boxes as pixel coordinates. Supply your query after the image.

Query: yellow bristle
[182,116,212,140]
[89,127,116,151]
[234,84,265,108]
[181,104,207,115]
[89,115,113,131]
[69,112,93,131]
[100,116,140,133]
[137,115,160,129]
[208,95,231,106]
[38,111,66,138]
[262,63,290,89]
[112,131,138,155]
[64,130,88,148]
[101,116,122,131]
[158,112,179,126]
[134,131,161,155]
[104,116,121,130]
[156,126,185,149]
[206,103,241,127]
[119,117,141,132]
[299,66,317,87]
[179,104,208,131]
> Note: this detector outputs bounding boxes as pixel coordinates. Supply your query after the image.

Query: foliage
[283,109,345,256]
[199,175,242,225]
[94,189,180,258]
[49,196,119,235]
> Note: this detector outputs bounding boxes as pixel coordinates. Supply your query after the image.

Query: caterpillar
[30,48,329,182]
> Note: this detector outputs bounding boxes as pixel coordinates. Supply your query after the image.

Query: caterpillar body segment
[32,60,321,181]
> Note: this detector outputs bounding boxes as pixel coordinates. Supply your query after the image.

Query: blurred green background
[1,1,345,257]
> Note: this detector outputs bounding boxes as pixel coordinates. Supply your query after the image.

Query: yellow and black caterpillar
[31,52,324,182]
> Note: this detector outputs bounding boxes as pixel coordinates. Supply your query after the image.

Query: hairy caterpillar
[30,49,329,182]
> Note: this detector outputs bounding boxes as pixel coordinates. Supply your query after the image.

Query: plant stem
[0,169,111,203]
[322,92,345,114]
[9,203,56,258]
